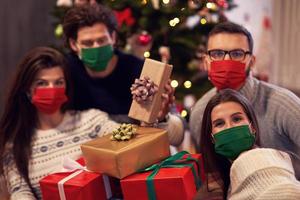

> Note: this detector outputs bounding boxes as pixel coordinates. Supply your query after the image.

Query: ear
[69,39,79,53]
[204,54,210,72]
[26,91,32,102]
[248,55,256,69]
[249,123,256,135]
[111,31,117,46]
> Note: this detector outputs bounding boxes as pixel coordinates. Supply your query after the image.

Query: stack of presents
[39,59,206,200]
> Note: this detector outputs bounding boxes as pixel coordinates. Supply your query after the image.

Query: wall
[0,0,57,114]
[225,0,300,93]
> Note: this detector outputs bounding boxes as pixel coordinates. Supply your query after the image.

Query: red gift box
[39,158,114,200]
[121,152,205,200]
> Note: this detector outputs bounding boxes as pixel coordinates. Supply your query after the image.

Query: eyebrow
[231,112,243,117]
[212,111,243,124]
[34,77,65,82]
[81,36,107,42]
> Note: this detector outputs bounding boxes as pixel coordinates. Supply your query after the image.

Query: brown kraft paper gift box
[128,58,173,123]
[80,127,170,179]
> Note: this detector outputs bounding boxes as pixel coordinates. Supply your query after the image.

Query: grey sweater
[190,76,300,177]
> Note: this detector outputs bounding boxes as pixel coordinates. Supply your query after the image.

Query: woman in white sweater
[0,47,120,199]
[0,47,183,199]
[194,89,300,200]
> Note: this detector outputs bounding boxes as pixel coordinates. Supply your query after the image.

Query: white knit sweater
[3,109,119,200]
[228,148,300,200]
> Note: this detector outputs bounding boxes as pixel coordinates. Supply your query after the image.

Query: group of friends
[0,2,300,200]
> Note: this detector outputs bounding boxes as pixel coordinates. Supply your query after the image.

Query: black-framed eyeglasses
[207,49,252,61]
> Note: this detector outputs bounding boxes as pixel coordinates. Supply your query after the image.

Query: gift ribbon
[139,151,201,200]
[57,157,112,200]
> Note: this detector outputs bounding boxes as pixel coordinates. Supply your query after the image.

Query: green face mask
[81,45,114,72]
[213,125,255,160]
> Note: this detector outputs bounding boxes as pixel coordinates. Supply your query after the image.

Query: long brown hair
[0,47,72,197]
[200,89,260,199]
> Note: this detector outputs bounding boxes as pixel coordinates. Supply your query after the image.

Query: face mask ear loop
[248,123,256,136]
[26,91,32,102]
[211,133,215,144]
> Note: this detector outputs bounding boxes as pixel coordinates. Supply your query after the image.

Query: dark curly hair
[62,4,118,48]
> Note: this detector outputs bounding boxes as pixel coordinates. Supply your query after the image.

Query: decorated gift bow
[57,157,112,200]
[139,151,201,200]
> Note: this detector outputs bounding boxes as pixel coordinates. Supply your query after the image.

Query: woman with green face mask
[194,89,300,200]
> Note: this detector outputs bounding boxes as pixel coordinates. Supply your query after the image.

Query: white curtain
[271,0,300,91]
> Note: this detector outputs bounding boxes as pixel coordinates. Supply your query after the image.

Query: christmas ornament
[188,0,201,9]
[216,0,228,9]
[183,94,196,109]
[186,15,200,28]
[127,33,153,59]
[151,0,160,9]
[114,8,135,28]
[137,31,152,46]
[74,0,97,6]
[56,0,72,7]
[159,46,170,63]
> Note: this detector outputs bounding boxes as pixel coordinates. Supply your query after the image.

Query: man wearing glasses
[190,22,300,178]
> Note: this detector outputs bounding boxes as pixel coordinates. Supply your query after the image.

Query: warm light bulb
[184,80,192,88]
[54,24,63,37]
[144,51,150,58]
[200,18,207,25]
[207,2,217,10]
[141,0,147,5]
[174,17,180,24]
[206,2,213,9]
[169,20,176,27]
[181,110,188,118]
[163,0,170,4]
[171,80,179,88]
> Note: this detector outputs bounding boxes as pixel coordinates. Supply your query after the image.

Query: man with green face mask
[81,45,114,72]
[62,4,185,147]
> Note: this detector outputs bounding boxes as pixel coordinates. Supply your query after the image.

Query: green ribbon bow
[139,151,201,200]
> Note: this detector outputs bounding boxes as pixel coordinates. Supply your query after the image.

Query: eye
[81,40,94,47]
[232,116,243,123]
[210,50,225,59]
[213,120,225,128]
[230,50,245,59]
[36,80,48,87]
[96,38,106,45]
[55,79,66,87]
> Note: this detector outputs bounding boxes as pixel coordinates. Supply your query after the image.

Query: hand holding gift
[157,79,175,122]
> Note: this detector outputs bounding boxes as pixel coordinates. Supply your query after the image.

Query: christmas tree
[53,0,237,119]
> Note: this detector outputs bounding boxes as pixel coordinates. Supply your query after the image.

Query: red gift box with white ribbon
[39,157,113,200]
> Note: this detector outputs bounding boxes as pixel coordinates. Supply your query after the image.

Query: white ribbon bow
[58,157,112,200]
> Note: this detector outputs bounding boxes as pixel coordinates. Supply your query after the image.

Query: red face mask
[32,87,68,114]
[208,60,246,90]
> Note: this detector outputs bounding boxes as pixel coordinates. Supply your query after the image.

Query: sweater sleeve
[157,113,184,146]
[3,152,36,200]
[273,90,300,179]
